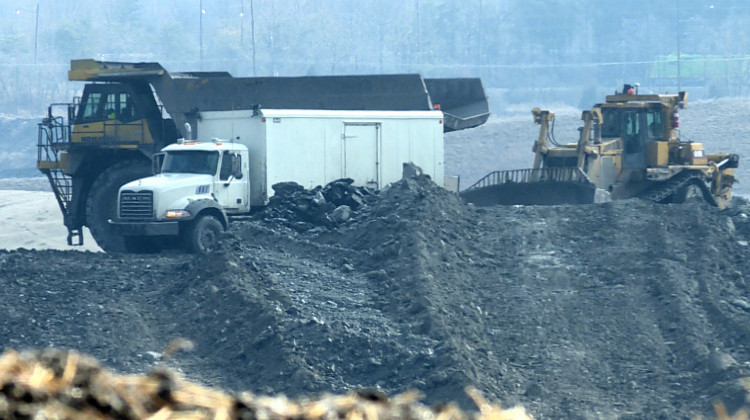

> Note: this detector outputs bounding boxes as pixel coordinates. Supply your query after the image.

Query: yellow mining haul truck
[461,85,739,208]
[38,59,490,252]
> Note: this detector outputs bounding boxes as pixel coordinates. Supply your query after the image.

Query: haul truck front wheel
[185,215,224,254]
[86,160,152,253]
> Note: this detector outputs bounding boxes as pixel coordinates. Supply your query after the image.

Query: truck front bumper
[109,220,180,236]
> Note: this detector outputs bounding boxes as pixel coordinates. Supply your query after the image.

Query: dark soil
[2,175,750,419]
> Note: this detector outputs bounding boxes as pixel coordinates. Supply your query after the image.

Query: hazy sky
[2,0,749,114]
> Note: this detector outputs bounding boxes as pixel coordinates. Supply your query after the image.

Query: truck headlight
[165,210,191,219]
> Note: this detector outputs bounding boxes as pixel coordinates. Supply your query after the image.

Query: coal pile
[255,179,377,231]
[2,173,750,419]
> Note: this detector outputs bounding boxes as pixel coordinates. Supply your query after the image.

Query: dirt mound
[1,176,750,419]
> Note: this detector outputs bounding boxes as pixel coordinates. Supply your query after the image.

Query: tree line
[2,0,750,115]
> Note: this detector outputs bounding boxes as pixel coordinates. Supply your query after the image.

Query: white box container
[197,109,445,206]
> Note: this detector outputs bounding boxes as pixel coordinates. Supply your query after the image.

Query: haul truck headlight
[166,210,191,219]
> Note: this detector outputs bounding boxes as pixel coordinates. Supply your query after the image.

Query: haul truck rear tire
[86,160,152,253]
[186,215,224,254]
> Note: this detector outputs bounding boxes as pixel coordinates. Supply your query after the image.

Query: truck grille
[119,190,153,219]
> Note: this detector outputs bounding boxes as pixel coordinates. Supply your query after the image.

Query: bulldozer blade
[460,182,597,206]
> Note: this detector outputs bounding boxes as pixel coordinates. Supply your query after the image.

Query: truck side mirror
[232,154,243,179]
[152,153,164,174]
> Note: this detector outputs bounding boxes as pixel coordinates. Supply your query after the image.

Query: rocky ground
[1,174,750,419]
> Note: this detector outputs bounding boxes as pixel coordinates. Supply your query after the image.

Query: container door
[344,123,379,188]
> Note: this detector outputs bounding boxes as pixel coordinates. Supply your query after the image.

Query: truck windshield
[600,109,621,138]
[162,151,219,175]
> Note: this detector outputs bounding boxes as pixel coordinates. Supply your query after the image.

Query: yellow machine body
[461,86,739,209]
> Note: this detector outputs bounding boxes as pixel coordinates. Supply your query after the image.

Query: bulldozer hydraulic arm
[531,108,554,170]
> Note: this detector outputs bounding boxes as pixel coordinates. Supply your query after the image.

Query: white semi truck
[110,108,445,253]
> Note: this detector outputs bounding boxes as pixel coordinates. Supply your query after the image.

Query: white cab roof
[161,139,248,153]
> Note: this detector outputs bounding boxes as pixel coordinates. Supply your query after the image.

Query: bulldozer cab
[72,82,164,146]
[599,103,667,170]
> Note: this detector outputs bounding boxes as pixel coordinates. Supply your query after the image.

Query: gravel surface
[1,175,749,419]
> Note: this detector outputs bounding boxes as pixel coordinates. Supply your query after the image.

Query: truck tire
[85,160,152,253]
[185,215,224,254]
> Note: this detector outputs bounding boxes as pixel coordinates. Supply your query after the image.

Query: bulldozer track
[639,171,716,206]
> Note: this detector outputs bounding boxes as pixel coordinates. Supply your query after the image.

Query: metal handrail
[465,167,589,191]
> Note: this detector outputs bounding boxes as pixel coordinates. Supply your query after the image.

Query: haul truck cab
[111,138,248,253]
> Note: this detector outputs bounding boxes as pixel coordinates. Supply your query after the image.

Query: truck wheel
[86,160,152,253]
[186,215,224,254]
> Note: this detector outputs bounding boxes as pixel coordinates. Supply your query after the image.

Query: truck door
[216,151,250,213]
[343,123,380,188]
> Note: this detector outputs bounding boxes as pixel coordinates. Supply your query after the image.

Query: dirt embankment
[1,175,749,419]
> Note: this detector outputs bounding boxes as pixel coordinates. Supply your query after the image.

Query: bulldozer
[37,59,490,252]
[461,84,739,208]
